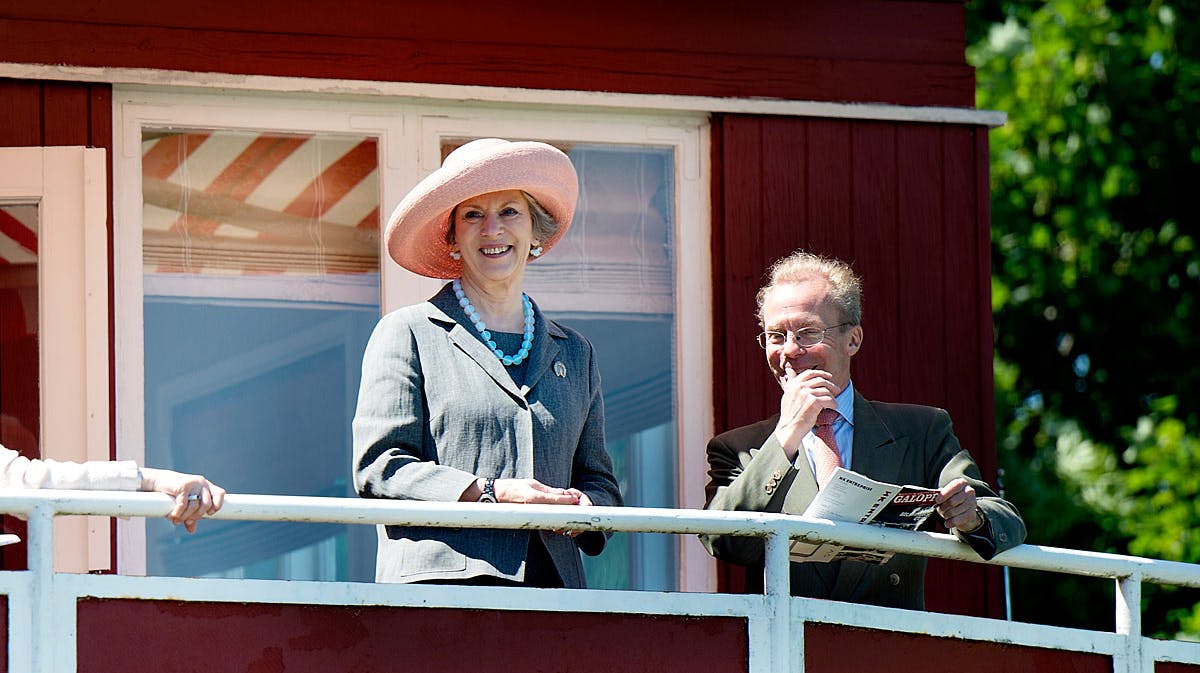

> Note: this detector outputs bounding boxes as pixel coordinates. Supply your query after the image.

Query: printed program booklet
[789,467,940,564]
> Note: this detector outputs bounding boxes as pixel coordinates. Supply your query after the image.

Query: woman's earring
[449,250,462,261]
[529,243,543,258]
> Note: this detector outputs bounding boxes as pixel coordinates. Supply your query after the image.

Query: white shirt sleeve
[0,444,141,491]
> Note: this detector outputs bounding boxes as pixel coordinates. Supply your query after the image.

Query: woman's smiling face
[450,189,537,289]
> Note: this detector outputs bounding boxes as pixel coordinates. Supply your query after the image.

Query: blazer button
[771,470,783,480]
[999,533,1008,543]
[889,573,901,586]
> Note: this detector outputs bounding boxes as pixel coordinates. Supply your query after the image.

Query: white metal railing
[1,490,1199,673]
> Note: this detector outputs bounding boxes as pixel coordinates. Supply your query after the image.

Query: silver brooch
[554,361,567,378]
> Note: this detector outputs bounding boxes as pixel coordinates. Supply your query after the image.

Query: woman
[0,439,224,533]
[353,138,622,587]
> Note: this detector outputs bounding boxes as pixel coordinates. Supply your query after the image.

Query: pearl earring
[449,250,462,261]
[529,244,543,258]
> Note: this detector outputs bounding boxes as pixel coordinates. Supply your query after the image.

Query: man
[701,251,1025,609]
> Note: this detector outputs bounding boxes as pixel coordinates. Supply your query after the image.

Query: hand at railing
[493,478,581,505]
[138,468,226,533]
[554,488,593,538]
[935,478,984,533]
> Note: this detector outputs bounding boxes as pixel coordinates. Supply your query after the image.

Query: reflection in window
[0,203,40,455]
[141,130,380,581]
[0,204,40,571]
[523,144,678,591]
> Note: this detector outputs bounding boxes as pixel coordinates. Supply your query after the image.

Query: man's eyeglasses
[756,322,853,349]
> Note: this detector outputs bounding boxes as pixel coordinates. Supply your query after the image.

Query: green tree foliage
[967,0,1200,637]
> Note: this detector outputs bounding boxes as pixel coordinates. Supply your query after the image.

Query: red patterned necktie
[812,408,843,487]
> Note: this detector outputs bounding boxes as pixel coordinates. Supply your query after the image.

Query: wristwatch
[478,477,497,503]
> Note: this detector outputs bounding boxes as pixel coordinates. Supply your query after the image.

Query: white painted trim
[5,491,1199,589]
[674,125,716,593]
[747,612,775,673]
[143,272,381,307]
[110,94,149,574]
[111,92,409,574]
[0,61,1007,127]
[59,573,763,616]
[1151,638,1200,665]
[797,596,1126,656]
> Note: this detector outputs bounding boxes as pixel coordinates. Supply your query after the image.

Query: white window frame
[112,89,714,591]
[0,146,111,572]
[112,91,415,573]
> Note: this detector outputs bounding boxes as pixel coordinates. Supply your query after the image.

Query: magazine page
[788,539,844,564]
[801,467,899,524]
[868,486,939,530]
[790,467,940,564]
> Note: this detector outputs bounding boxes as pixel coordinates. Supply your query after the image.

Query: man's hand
[936,478,984,532]
[772,365,841,460]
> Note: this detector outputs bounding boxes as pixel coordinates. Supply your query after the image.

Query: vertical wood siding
[805,623,1113,673]
[77,599,750,673]
[0,1,974,107]
[713,113,1003,617]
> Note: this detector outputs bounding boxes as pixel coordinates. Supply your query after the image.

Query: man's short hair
[756,250,863,326]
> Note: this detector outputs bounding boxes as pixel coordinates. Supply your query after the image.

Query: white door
[0,146,112,572]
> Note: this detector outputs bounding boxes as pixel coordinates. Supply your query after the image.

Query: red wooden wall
[76,599,749,673]
[0,0,973,107]
[711,113,1003,617]
[805,624,1113,673]
[0,79,115,571]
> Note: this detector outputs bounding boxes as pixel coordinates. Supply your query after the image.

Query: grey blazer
[701,390,1026,609]
[353,283,622,587]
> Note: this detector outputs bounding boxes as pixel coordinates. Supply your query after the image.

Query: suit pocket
[390,527,469,577]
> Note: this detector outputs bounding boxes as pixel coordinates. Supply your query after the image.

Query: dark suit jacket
[353,284,622,587]
[701,390,1025,610]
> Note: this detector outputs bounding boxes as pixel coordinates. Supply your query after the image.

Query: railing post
[27,503,60,673]
[764,531,793,672]
[1115,572,1145,673]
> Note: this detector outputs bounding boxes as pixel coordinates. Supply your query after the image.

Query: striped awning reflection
[0,204,37,266]
[142,131,380,276]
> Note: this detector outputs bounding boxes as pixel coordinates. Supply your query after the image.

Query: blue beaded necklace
[452,279,535,366]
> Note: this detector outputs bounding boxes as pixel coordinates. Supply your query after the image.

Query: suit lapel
[781,455,819,516]
[848,392,907,485]
[831,391,909,600]
[520,300,564,396]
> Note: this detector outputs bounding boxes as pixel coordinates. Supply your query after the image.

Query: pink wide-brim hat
[385,138,579,279]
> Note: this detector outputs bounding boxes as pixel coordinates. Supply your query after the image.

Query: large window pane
[523,144,678,591]
[141,130,380,580]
